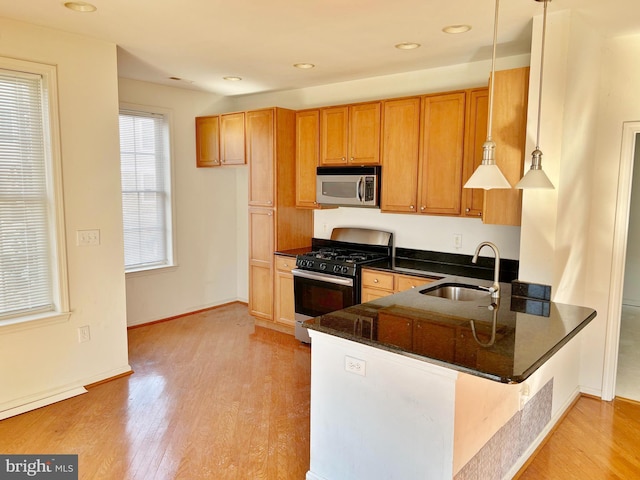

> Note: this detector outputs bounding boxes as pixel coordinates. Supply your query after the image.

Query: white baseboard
[0,387,87,420]
[0,364,132,420]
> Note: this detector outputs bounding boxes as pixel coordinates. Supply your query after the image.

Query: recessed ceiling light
[223,76,242,82]
[395,42,421,50]
[442,25,472,34]
[64,2,97,12]
[294,63,315,69]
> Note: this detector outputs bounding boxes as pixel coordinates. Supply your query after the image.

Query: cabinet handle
[373,279,379,283]
[342,157,346,162]
[268,212,273,216]
[267,200,272,205]
[410,205,415,210]
[465,208,470,212]
[420,206,426,211]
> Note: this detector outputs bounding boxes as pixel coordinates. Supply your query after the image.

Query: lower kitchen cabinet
[249,208,274,320]
[274,255,296,328]
[361,269,436,301]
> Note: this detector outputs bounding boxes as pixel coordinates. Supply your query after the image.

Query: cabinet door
[249,208,274,319]
[220,112,246,165]
[380,98,420,212]
[418,92,466,215]
[483,67,529,225]
[349,102,381,165]
[377,312,413,350]
[413,319,457,361]
[296,110,320,208]
[395,274,435,292]
[195,116,220,167]
[320,106,349,165]
[274,268,295,327]
[462,88,488,218]
[247,109,275,207]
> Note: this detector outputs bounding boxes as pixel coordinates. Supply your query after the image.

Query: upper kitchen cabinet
[247,107,298,207]
[320,102,381,165]
[380,97,421,212]
[482,67,529,225]
[220,112,246,165]
[295,109,320,208]
[380,92,466,215]
[461,88,489,218]
[418,92,466,215]
[195,116,220,167]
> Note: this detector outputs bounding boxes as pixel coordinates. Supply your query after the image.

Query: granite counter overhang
[303,273,597,384]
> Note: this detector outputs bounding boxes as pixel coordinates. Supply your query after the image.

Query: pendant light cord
[487,0,500,142]
[535,0,548,150]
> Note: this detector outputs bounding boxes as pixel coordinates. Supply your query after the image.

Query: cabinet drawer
[395,274,435,292]
[275,255,295,273]
[361,270,394,290]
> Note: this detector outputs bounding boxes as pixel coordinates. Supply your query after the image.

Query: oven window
[294,275,355,318]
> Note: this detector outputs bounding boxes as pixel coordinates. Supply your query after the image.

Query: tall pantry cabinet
[246,108,313,322]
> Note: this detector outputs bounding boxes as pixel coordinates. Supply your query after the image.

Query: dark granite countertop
[303,275,596,384]
[275,246,311,258]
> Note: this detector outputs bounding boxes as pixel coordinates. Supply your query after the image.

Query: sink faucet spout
[472,241,501,299]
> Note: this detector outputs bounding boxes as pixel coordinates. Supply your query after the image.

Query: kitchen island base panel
[307,328,585,480]
[308,330,457,480]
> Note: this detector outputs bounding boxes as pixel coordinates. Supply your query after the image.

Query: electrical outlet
[78,325,91,343]
[77,229,100,246]
[345,356,366,376]
[453,233,462,249]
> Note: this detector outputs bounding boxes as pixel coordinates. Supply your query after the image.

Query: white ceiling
[1,0,638,96]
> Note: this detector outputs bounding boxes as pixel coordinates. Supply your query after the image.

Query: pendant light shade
[516,0,554,190]
[463,0,511,190]
[464,140,511,190]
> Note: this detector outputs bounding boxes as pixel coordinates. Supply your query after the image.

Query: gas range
[293,228,394,343]
[295,247,389,277]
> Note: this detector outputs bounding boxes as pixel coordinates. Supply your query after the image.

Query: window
[0,58,68,325]
[118,106,174,272]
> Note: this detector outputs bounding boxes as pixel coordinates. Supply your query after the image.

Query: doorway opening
[603,122,640,401]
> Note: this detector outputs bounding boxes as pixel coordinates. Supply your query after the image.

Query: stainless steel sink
[420,283,491,301]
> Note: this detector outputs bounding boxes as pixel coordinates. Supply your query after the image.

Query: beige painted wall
[117,79,247,326]
[0,19,130,414]
[583,32,640,394]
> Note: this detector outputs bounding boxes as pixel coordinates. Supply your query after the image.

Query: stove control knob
[319,263,327,270]
[333,265,341,273]
[342,266,350,274]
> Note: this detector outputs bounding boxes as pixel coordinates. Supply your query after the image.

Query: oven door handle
[292,268,354,287]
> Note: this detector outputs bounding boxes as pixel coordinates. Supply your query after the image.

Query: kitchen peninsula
[303,276,596,480]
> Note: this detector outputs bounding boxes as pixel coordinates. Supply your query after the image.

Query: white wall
[623,136,640,306]
[0,19,130,415]
[314,208,521,259]
[118,79,248,326]
[583,32,640,394]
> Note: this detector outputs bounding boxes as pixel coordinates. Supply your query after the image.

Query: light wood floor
[0,303,638,479]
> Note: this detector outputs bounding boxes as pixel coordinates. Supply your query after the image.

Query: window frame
[0,57,70,331]
[118,103,177,276]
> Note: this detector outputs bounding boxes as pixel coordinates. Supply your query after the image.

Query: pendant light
[463,0,511,190]
[516,0,554,189]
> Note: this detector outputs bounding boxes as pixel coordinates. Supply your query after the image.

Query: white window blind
[119,109,172,271]
[0,69,53,319]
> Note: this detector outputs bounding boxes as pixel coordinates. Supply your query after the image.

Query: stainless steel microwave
[316,165,381,207]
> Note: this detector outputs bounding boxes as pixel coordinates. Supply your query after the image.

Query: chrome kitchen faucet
[472,241,501,300]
